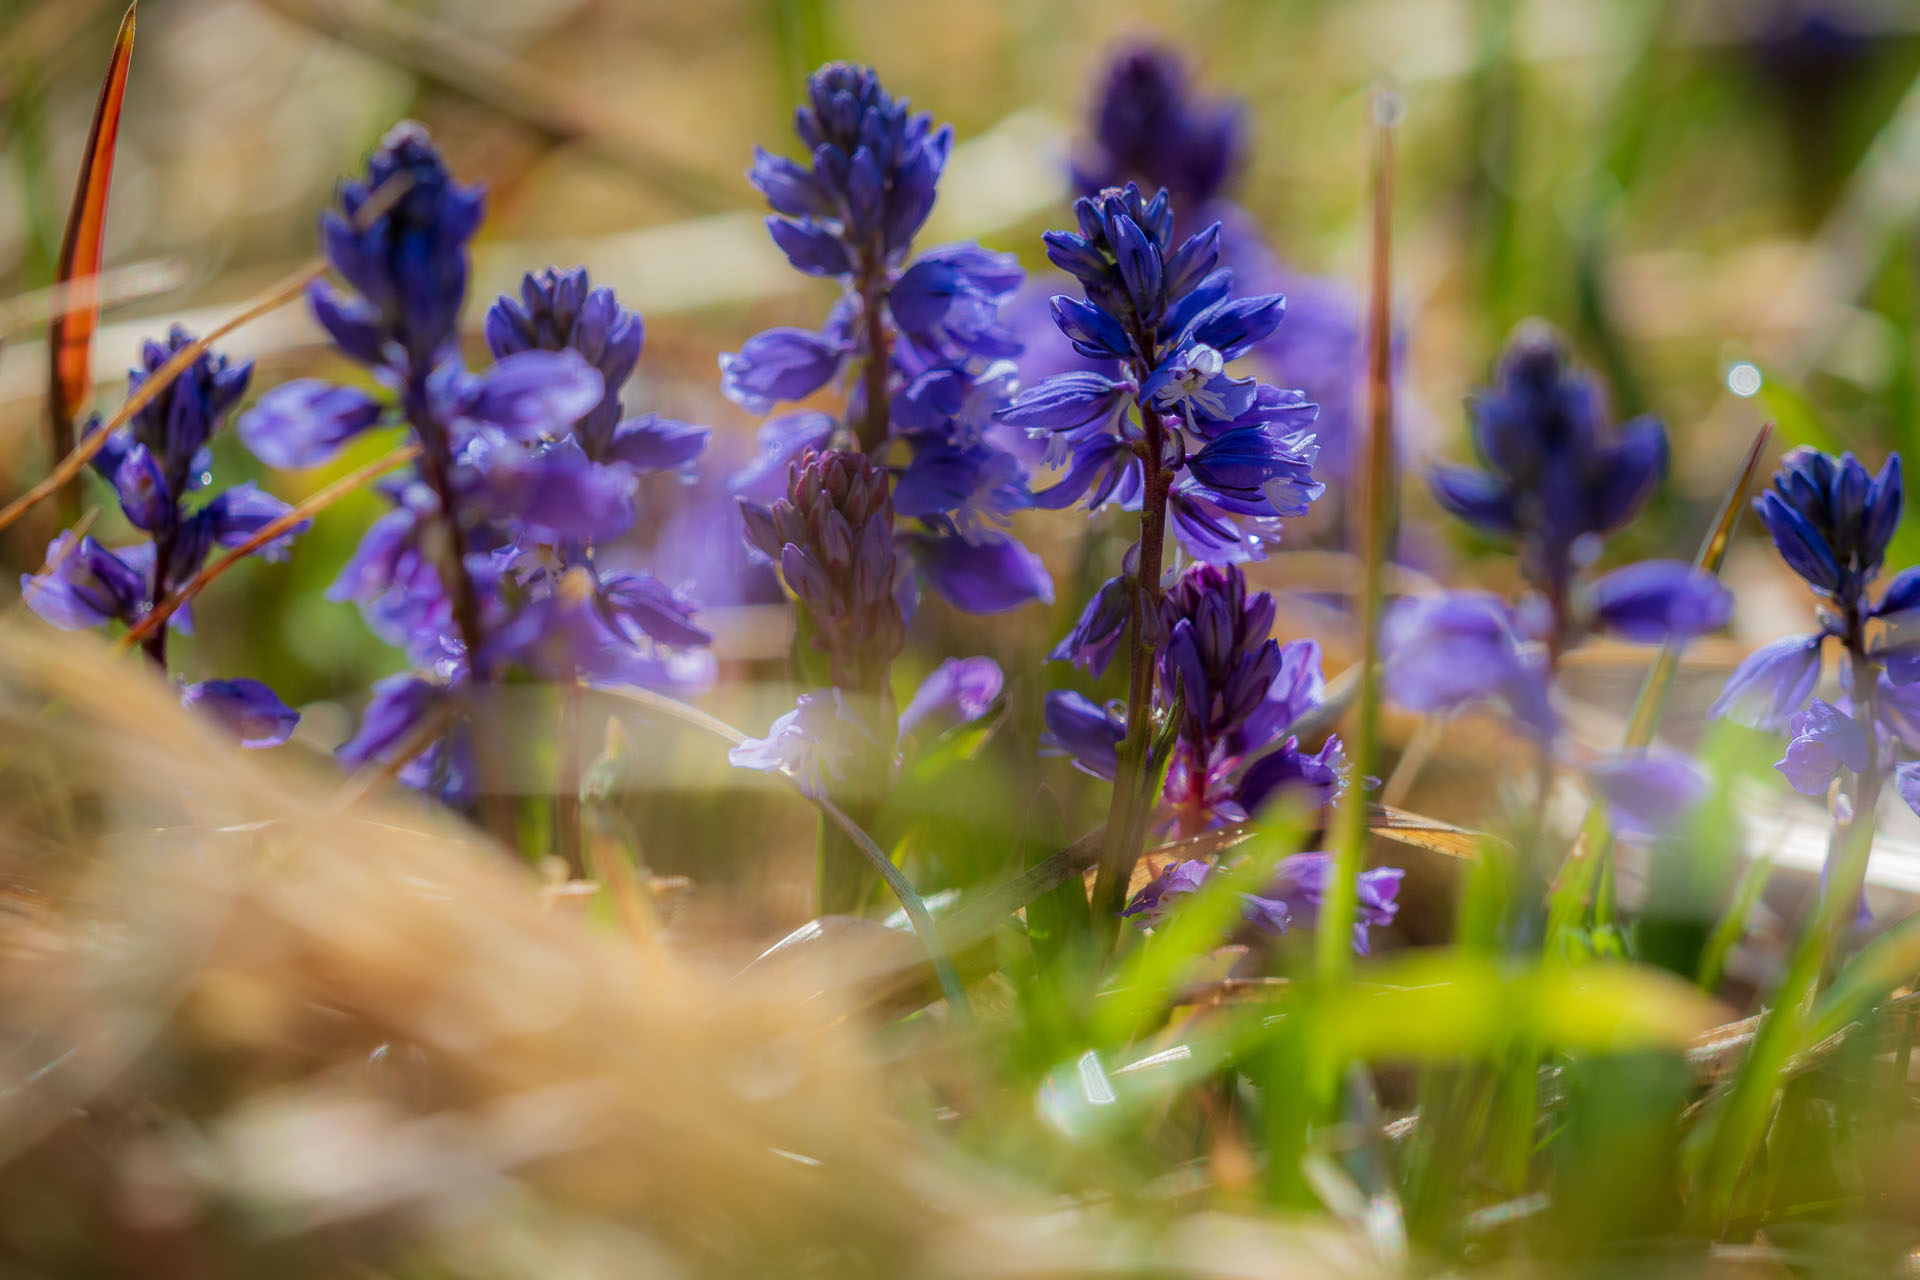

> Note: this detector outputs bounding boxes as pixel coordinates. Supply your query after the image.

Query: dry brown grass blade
[118,443,420,649]
[0,259,324,535]
[1369,803,1496,860]
[0,258,186,339]
[0,172,415,539]
[45,2,136,522]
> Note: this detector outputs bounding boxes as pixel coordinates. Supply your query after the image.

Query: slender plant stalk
[1696,604,1884,1220]
[1089,401,1173,939]
[139,529,172,671]
[555,678,585,877]
[1315,90,1400,995]
[854,257,892,455]
[1544,421,1773,945]
[406,390,519,853]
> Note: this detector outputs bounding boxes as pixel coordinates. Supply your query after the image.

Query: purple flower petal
[238,379,385,470]
[465,349,606,441]
[997,371,1129,432]
[898,656,1003,739]
[907,530,1053,614]
[338,673,445,769]
[1042,690,1124,780]
[604,414,710,475]
[1586,753,1708,839]
[766,216,853,277]
[1896,760,1920,820]
[1776,698,1871,796]
[729,411,837,500]
[1587,560,1732,643]
[728,689,873,798]
[21,533,147,630]
[1382,592,1553,735]
[182,678,300,749]
[598,569,712,649]
[203,483,308,560]
[1050,573,1132,677]
[720,328,846,415]
[1428,463,1516,534]
[1707,634,1823,729]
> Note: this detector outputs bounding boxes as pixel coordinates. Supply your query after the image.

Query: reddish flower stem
[1091,401,1173,938]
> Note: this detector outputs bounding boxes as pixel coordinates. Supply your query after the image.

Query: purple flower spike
[320,122,485,373]
[1777,698,1871,796]
[1438,327,1670,600]
[1708,634,1824,730]
[1016,183,1323,563]
[182,678,300,749]
[898,656,1004,739]
[729,689,873,799]
[1074,46,1245,213]
[742,449,906,689]
[1587,560,1733,642]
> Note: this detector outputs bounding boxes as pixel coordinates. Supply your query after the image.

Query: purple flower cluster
[740,449,905,694]
[722,63,1050,615]
[1000,182,1323,565]
[1384,329,1731,739]
[1072,47,1244,216]
[1122,854,1403,955]
[1014,44,1376,481]
[238,124,712,799]
[1708,448,1920,815]
[1046,563,1346,835]
[22,326,305,746]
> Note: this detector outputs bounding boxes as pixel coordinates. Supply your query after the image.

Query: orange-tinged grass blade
[0,170,414,539]
[0,258,326,537]
[47,2,137,491]
[1318,89,1400,993]
[117,443,421,649]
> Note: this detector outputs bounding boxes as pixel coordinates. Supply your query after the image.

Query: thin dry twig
[0,172,413,537]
